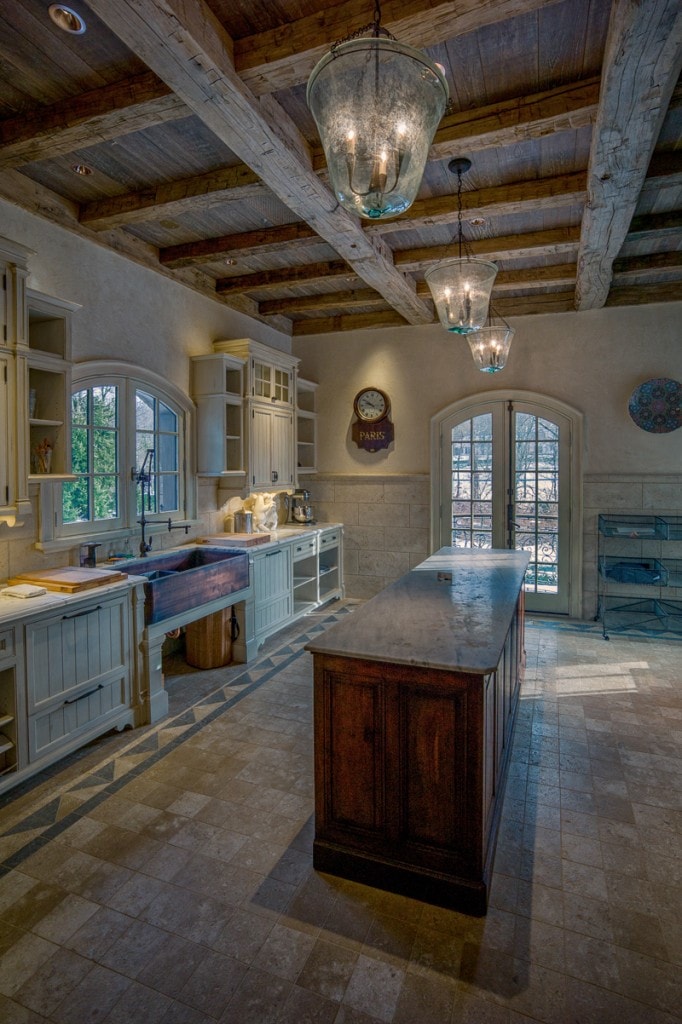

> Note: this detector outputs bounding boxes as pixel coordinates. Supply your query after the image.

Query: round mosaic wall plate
[628,378,682,433]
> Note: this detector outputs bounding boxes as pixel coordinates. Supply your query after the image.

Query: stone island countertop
[306,547,529,674]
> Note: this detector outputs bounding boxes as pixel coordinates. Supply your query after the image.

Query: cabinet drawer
[292,536,316,560]
[0,627,16,664]
[25,596,128,713]
[320,531,339,548]
[28,674,130,761]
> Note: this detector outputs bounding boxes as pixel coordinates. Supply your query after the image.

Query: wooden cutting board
[201,533,271,547]
[9,567,128,592]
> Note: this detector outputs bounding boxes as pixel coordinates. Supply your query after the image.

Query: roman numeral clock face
[353,388,389,422]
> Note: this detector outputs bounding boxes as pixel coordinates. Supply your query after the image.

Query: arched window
[53,361,193,545]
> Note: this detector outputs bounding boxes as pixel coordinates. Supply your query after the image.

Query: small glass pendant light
[467,314,515,373]
[306,2,448,220]
[425,158,498,333]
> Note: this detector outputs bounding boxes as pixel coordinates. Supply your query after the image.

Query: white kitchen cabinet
[0,624,26,784]
[0,355,10,514]
[0,235,31,524]
[252,543,293,644]
[23,589,135,763]
[296,378,318,476]
[318,527,343,605]
[0,237,79,525]
[0,582,139,795]
[190,352,246,476]
[212,338,298,491]
[250,402,295,489]
[26,289,79,480]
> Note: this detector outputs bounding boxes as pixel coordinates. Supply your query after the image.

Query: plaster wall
[294,306,682,606]
[293,304,682,477]
[0,200,291,396]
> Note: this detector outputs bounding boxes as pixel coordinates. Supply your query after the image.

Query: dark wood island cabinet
[306,548,529,915]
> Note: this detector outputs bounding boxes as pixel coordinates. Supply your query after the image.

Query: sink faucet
[133,448,155,557]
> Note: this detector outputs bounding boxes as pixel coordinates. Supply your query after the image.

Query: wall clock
[628,378,681,433]
[352,387,394,452]
[353,387,390,423]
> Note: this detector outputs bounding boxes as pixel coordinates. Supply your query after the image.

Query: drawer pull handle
[62,605,102,620]
[265,550,281,558]
[64,684,104,705]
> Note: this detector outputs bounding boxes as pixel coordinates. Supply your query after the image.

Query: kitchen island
[306,548,529,915]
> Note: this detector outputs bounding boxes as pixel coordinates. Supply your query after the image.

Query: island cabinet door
[314,657,386,841]
[314,655,485,876]
[388,669,484,876]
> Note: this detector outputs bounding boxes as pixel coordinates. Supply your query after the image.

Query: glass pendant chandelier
[306,1,448,220]
[467,311,515,373]
[424,157,498,333]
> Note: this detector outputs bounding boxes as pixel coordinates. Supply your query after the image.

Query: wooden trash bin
[185,608,233,669]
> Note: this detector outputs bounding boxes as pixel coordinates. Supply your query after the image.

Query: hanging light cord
[452,161,474,261]
[372,0,382,37]
[456,166,464,259]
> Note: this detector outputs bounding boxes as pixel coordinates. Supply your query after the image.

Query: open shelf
[597,513,682,638]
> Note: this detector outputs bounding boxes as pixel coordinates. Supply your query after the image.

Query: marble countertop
[198,523,343,555]
[305,547,529,674]
[0,576,138,626]
[0,524,344,626]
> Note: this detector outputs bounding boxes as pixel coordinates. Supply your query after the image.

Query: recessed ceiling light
[72,163,92,176]
[48,5,86,34]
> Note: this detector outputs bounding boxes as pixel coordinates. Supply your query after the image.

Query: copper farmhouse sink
[124,546,250,624]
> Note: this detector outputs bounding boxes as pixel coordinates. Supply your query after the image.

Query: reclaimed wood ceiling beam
[291,290,577,335]
[612,251,682,282]
[426,78,599,164]
[644,148,682,187]
[369,171,587,236]
[235,0,565,96]
[160,223,320,269]
[259,264,577,316]
[575,0,682,311]
[216,261,357,296]
[82,0,433,326]
[215,241,579,299]
[74,78,599,233]
[293,310,410,335]
[394,226,580,273]
[626,211,682,243]
[159,171,586,268]
[0,72,185,170]
[80,165,264,230]
[606,281,682,306]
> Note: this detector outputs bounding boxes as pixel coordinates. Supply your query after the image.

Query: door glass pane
[515,414,559,594]
[450,413,492,548]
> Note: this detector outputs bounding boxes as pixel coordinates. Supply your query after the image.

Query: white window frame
[38,360,195,551]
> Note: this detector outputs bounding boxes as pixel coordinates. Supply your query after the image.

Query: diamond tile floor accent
[0,602,680,1023]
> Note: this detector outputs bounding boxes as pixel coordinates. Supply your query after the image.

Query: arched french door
[431,392,583,616]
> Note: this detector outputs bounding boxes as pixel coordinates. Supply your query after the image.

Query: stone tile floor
[0,602,680,1023]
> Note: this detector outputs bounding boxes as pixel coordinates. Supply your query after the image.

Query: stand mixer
[289,488,315,524]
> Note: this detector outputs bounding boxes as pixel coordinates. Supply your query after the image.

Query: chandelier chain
[331,0,394,50]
